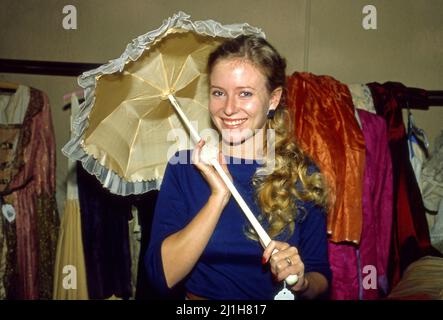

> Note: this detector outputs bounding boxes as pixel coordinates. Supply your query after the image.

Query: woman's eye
[211,90,224,97]
[239,91,253,97]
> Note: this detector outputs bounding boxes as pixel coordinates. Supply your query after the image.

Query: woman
[145,35,331,300]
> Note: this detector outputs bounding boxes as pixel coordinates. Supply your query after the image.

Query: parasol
[63,11,265,195]
[62,12,297,285]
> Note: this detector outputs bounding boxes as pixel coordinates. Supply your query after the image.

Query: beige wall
[1,0,442,211]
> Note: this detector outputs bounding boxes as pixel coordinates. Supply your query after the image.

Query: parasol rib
[124,71,165,93]
[171,44,212,92]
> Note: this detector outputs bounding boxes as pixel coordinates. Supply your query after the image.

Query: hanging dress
[0,85,59,299]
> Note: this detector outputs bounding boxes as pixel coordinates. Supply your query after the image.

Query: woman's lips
[221,118,247,129]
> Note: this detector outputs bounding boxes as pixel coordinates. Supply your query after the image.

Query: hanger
[406,101,429,157]
[0,81,19,94]
[62,89,85,110]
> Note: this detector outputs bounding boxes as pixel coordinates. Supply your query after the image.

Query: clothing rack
[1,58,443,107]
[390,82,443,109]
[403,89,443,109]
[426,91,443,106]
[0,58,101,77]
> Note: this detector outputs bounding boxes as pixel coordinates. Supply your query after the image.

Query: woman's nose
[223,96,238,116]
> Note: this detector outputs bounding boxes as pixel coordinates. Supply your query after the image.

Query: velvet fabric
[357,109,393,299]
[77,163,133,299]
[77,163,161,299]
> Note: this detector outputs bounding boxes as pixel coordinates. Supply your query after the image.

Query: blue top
[145,150,331,300]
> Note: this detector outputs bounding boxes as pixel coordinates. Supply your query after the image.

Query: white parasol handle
[167,94,201,144]
[167,94,298,286]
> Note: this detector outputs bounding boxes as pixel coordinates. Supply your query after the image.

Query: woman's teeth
[223,118,247,126]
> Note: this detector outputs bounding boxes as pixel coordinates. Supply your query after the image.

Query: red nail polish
[262,257,267,265]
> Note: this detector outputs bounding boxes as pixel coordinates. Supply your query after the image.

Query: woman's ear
[269,87,283,111]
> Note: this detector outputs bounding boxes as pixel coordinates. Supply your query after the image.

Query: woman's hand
[192,139,232,204]
[262,240,309,293]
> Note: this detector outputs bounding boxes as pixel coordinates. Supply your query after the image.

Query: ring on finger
[285,257,293,266]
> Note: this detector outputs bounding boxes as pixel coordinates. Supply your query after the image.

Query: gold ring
[285,257,292,266]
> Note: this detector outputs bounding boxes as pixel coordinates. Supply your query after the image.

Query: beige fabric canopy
[63,11,265,195]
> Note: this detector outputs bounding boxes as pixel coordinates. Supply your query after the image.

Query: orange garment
[286,72,366,243]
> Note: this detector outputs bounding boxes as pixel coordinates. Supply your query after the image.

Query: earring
[267,109,275,119]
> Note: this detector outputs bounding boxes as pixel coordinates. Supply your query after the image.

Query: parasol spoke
[172,43,217,93]
[171,55,200,93]
[123,71,165,93]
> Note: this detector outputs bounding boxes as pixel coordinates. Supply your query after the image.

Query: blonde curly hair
[208,35,328,240]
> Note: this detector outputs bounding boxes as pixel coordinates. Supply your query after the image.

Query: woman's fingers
[262,240,304,286]
[192,140,231,196]
[192,140,213,173]
[262,240,294,263]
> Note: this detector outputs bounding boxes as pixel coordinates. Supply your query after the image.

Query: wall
[1,0,442,212]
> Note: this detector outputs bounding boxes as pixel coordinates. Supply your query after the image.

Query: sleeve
[299,203,332,284]
[144,154,190,296]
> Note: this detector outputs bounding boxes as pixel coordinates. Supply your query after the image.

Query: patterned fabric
[0,87,59,299]
[0,214,6,299]
[348,84,376,114]
[421,131,443,253]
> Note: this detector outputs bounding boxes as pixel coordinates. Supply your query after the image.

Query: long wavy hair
[208,35,328,240]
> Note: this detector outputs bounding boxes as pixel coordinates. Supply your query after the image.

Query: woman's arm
[295,271,328,299]
[161,192,229,288]
[162,140,232,288]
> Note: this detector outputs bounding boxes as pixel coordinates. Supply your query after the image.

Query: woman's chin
[222,133,257,147]
[222,135,246,146]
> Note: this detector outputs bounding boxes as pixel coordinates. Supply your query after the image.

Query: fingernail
[262,257,267,265]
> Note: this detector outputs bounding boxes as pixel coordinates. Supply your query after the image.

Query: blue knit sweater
[145,150,331,300]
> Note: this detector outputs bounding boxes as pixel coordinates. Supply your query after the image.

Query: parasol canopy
[62,11,265,196]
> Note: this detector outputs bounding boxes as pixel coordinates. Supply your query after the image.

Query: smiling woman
[145,35,331,300]
[208,58,281,152]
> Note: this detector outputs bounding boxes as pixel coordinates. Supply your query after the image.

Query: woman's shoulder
[295,199,325,224]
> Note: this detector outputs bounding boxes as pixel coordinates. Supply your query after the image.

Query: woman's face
[209,58,281,145]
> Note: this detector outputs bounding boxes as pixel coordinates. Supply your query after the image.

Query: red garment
[367,82,439,288]
[2,88,59,299]
[286,72,366,243]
